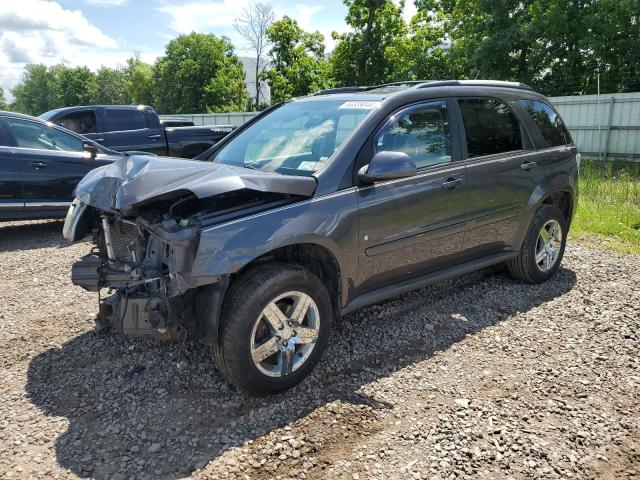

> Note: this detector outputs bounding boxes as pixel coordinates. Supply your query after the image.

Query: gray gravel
[0,219,638,480]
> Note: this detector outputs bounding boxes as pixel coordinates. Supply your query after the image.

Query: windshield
[209,99,379,176]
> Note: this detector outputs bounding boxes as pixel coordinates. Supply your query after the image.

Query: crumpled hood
[74,155,317,212]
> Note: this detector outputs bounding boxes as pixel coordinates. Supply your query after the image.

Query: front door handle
[32,161,47,169]
[94,138,105,143]
[148,134,162,140]
[441,177,464,190]
[521,161,538,171]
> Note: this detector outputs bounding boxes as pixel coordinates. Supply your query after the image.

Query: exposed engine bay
[69,188,308,340]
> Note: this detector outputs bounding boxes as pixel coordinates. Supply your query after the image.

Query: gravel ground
[0,219,638,480]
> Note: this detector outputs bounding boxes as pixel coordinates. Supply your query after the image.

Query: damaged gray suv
[65,81,578,394]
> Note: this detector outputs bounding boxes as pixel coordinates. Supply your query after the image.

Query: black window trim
[0,117,9,146]
[454,95,535,163]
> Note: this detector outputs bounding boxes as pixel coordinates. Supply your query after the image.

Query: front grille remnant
[108,221,139,262]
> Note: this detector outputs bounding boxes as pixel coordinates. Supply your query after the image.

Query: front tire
[213,263,333,395]
[508,205,567,284]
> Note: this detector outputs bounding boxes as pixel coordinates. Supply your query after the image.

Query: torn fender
[74,155,317,212]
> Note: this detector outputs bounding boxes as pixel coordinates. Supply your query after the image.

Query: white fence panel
[549,92,640,162]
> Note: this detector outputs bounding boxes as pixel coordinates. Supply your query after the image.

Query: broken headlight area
[71,208,202,340]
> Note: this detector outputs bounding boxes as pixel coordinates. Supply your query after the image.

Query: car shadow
[26,265,577,479]
[0,220,65,253]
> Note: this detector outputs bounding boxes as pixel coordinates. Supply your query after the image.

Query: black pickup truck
[40,105,234,158]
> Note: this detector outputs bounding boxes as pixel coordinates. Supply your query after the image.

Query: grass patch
[570,159,640,254]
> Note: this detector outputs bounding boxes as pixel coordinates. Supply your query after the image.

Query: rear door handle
[441,177,464,190]
[32,161,47,169]
[94,138,105,143]
[521,161,538,171]
[148,134,162,140]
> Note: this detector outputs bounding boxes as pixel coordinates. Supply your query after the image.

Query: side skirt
[341,251,519,316]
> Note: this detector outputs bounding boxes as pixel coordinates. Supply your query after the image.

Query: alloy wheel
[250,291,320,377]
[535,219,563,272]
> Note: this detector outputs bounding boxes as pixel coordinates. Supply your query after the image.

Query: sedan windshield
[209,99,379,176]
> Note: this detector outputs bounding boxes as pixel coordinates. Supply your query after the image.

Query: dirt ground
[0,220,638,480]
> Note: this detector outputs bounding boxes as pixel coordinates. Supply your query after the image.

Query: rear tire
[213,263,333,395]
[508,205,567,284]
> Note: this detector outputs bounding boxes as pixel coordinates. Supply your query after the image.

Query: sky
[0,0,418,101]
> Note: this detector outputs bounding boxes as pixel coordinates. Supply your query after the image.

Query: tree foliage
[94,67,128,105]
[415,0,640,95]
[263,16,331,103]
[0,87,7,111]
[124,55,155,106]
[152,33,249,114]
[330,0,407,86]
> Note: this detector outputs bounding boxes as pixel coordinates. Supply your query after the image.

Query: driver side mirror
[358,151,417,184]
[83,142,99,159]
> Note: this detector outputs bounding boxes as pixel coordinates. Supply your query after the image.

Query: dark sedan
[0,110,125,220]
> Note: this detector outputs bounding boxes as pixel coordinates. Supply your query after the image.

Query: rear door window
[105,109,148,132]
[458,98,523,158]
[518,99,571,147]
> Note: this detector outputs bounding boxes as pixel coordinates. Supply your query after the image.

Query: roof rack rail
[312,80,534,96]
[313,81,429,96]
[415,80,534,91]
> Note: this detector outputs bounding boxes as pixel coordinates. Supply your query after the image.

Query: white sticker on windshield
[338,101,381,110]
[298,161,318,171]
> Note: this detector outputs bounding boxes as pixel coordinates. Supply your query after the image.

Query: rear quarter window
[518,99,571,148]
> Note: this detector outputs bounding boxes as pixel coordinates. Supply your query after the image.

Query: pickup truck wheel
[213,263,333,395]
[508,205,567,284]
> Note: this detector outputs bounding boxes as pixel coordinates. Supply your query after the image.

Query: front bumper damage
[66,155,317,340]
[70,212,213,340]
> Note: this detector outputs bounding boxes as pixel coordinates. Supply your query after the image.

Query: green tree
[50,65,98,107]
[124,55,155,106]
[0,87,6,110]
[263,16,331,103]
[416,0,640,96]
[94,66,128,104]
[330,0,408,86]
[11,64,57,115]
[153,33,248,114]
[387,7,456,81]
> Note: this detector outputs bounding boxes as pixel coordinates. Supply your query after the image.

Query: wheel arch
[197,241,344,349]
[230,242,343,319]
[539,189,574,227]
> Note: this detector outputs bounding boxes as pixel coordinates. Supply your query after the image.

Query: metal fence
[549,92,640,162]
[160,112,258,127]
[162,91,640,162]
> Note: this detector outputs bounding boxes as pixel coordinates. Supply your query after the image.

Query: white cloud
[295,4,324,31]
[0,0,159,100]
[85,0,130,5]
[157,0,251,34]
[157,1,332,49]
